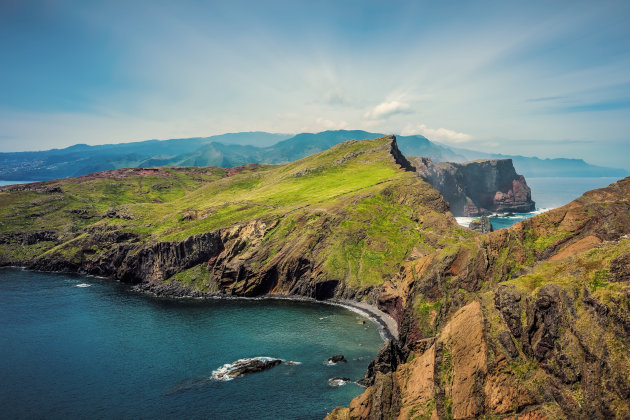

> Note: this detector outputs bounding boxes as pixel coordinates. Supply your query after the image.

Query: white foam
[75,283,91,288]
[328,378,350,387]
[455,207,555,228]
[455,217,475,228]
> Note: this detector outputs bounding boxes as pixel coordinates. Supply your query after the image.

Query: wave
[328,377,351,387]
[75,283,91,288]
[455,207,555,229]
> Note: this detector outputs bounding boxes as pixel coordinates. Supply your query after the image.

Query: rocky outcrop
[328,355,348,364]
[412,157,535,216]
[469,215,494,233]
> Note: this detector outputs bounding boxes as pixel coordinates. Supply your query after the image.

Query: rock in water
[327,354,347,364]
[212,357,282,380]
[469,216,494,233]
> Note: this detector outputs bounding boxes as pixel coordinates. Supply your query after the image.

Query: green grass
[413,295,442,337]
[167,264,218,292]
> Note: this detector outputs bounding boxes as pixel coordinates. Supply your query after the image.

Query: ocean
[0,181,37,186]
[0,268,384,419]
[455,177,622,230]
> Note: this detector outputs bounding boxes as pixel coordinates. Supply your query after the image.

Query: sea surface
[0,180,38,186]
[0,268,384,419]
[456,177,621,230]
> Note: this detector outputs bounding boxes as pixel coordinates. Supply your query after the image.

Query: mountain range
[1,130,626,181]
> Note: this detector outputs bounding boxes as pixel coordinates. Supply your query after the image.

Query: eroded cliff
[328,177,630,419]
[413,157,535,216]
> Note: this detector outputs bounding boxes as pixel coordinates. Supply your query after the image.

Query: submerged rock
[212,357,282,380]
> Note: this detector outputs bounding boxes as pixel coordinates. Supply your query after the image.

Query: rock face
[412,157,535,216]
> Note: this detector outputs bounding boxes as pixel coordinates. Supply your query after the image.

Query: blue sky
[1,0,629,168]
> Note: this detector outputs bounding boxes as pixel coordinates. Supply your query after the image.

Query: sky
[1,0,629,168]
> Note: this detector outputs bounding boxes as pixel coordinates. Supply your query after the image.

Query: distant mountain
[0,130,626,181]
[0,132,291,181]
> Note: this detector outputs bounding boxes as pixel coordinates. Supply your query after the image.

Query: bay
[0,268,383,419]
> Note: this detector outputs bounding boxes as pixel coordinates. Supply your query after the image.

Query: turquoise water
[0,180,38,186]
[0,268,383,419]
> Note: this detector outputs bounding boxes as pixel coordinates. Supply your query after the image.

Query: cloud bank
[364,101,412,120]
[402,124,473,144]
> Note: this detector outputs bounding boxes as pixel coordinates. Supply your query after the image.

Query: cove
[0,268,383,419]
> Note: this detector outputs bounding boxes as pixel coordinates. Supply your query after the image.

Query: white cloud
[402,123,473,143]
[364,101,412,120]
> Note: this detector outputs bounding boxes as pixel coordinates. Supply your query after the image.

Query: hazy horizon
[1,1,629,168]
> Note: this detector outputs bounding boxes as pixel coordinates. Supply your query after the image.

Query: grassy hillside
[0,136,467,292]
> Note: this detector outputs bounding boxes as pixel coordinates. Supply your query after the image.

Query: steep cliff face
[329,177,630,419]
[412,157,535,216]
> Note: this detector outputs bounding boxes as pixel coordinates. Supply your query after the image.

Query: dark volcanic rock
[528,284,561,361]
[213,357,282,380]
[494,284,523,337]
[469,215,494,233]
[328,354,347,364]
[609,253,630,282]
[412,157,535,216]
[357,340,403,387]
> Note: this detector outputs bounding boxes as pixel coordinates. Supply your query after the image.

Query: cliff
[328,176,630,419]
[412,157,535,216]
